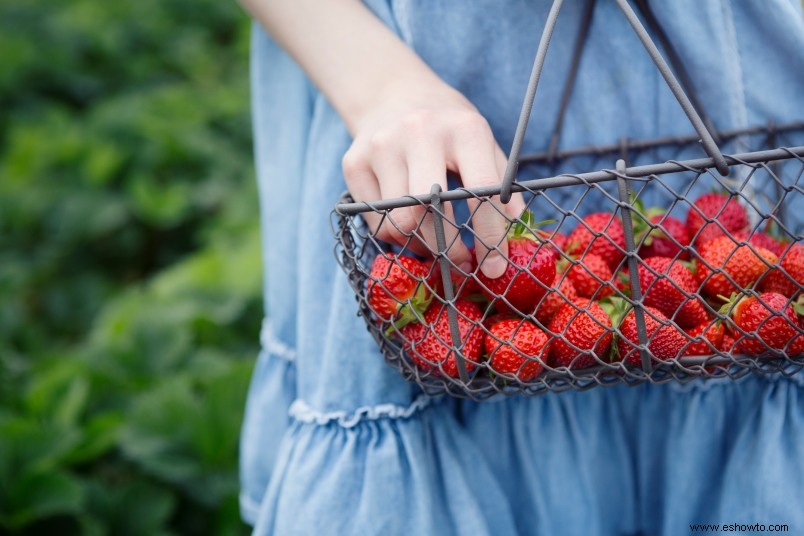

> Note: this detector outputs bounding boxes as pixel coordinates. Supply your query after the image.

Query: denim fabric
[240,1,804,534]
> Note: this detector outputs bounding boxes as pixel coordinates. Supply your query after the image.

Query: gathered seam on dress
[288,394,437,428]
[260,318,297,362]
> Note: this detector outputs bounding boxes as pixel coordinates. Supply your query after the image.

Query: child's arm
[239,0,523,278]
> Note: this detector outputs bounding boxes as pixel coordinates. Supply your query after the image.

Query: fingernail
[482,253,507,279]
[459,261,473,273]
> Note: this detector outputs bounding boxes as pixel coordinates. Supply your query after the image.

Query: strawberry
[719,330,739,353]
[534,273,578,326]
[695,236,778,298]
[638,256,707,328]
[567,212,626,270]
[683,320,725,356]
[476,213,556,315]
[367,253,432,323]
[686,192,749,245]
[422,259,443,296]
[400,299,484,377]
[548,298,613,368]
[638,213,691,260]
[485,318,550,381]
[760,242,803,298]
[616,306,687,366]
[565,253,615,300]
[724,292,804,356]
[732,230,784,257]
[536,229,569,255]
[425,256,486,302]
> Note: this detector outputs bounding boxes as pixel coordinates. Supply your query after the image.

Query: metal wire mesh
[332,124,804,400]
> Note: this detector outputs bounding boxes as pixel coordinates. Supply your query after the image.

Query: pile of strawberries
[365,191,804,384]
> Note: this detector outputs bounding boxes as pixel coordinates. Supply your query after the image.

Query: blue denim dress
[240,1,804,534]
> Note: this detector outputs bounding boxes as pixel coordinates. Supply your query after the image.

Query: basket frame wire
[615,159,652,373]
[336,144,804,216]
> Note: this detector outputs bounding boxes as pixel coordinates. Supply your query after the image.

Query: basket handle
[499,0,730,204]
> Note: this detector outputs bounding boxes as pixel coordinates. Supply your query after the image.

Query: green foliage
[0,0,259,534]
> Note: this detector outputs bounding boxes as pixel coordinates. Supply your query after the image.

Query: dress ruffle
[239,345,296,525]
[251,399,520,536]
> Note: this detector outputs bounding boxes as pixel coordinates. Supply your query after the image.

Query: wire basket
[331,0,804,400]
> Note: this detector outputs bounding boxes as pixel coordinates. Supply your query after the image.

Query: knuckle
[460,111,492,135]
[341,149,368,178]
[390,207,421,235]
[401,110,435,133]
[369,130,396,153]
[375,226,397,245]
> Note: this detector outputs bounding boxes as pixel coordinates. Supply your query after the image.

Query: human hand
[342,80,525,279]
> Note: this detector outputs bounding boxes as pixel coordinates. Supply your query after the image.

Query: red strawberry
[422,259,443,296]
[683,320,725,356]
[695,236,778,298]
[638,256,707,328]
[686,192,749,245]
[477,217,556,315]
[536,229,569,255]
[534,273,578,326]
[367,254,432,322]
[617,306,687,366]
[548,298,613,368]
[485,318,550,381]
[567,213,626,270]
[732,230,784,257]
[725,292,804,356]
[565,253,615,300]
[638,214,691,260]
[719,331,738,353]
[426,256,486,302]
[400,299,484,377]
[760,242,803,298]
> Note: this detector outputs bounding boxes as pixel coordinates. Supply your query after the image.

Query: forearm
[239,0,448,134]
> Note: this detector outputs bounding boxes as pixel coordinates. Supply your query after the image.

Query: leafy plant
[0,0,260,534]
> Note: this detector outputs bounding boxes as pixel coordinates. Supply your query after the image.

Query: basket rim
[335,121,804,216]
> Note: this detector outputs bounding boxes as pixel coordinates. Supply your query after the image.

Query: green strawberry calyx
[509,209,555,241]
[384,282,433,337]
[599,296,629,363]
[600,296,629,326]
[717,292,744,321]
[793,295,804,318]
[631,202,671,248]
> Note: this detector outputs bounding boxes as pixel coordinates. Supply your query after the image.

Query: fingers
[344,141,429,257]
[343,107,527,280]
[450,119,514,279]
[344,128,475,268]
[342,145,385,234]
[494,146,527,220]
[406,139,473,271]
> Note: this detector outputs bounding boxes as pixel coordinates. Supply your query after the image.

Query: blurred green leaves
[0,0,259,534]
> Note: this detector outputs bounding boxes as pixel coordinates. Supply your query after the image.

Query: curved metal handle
[500,0,566,204]
[501,0,730,204]
[614,0,729,176]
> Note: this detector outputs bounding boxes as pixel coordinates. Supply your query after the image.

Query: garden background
[1,1,260,534]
